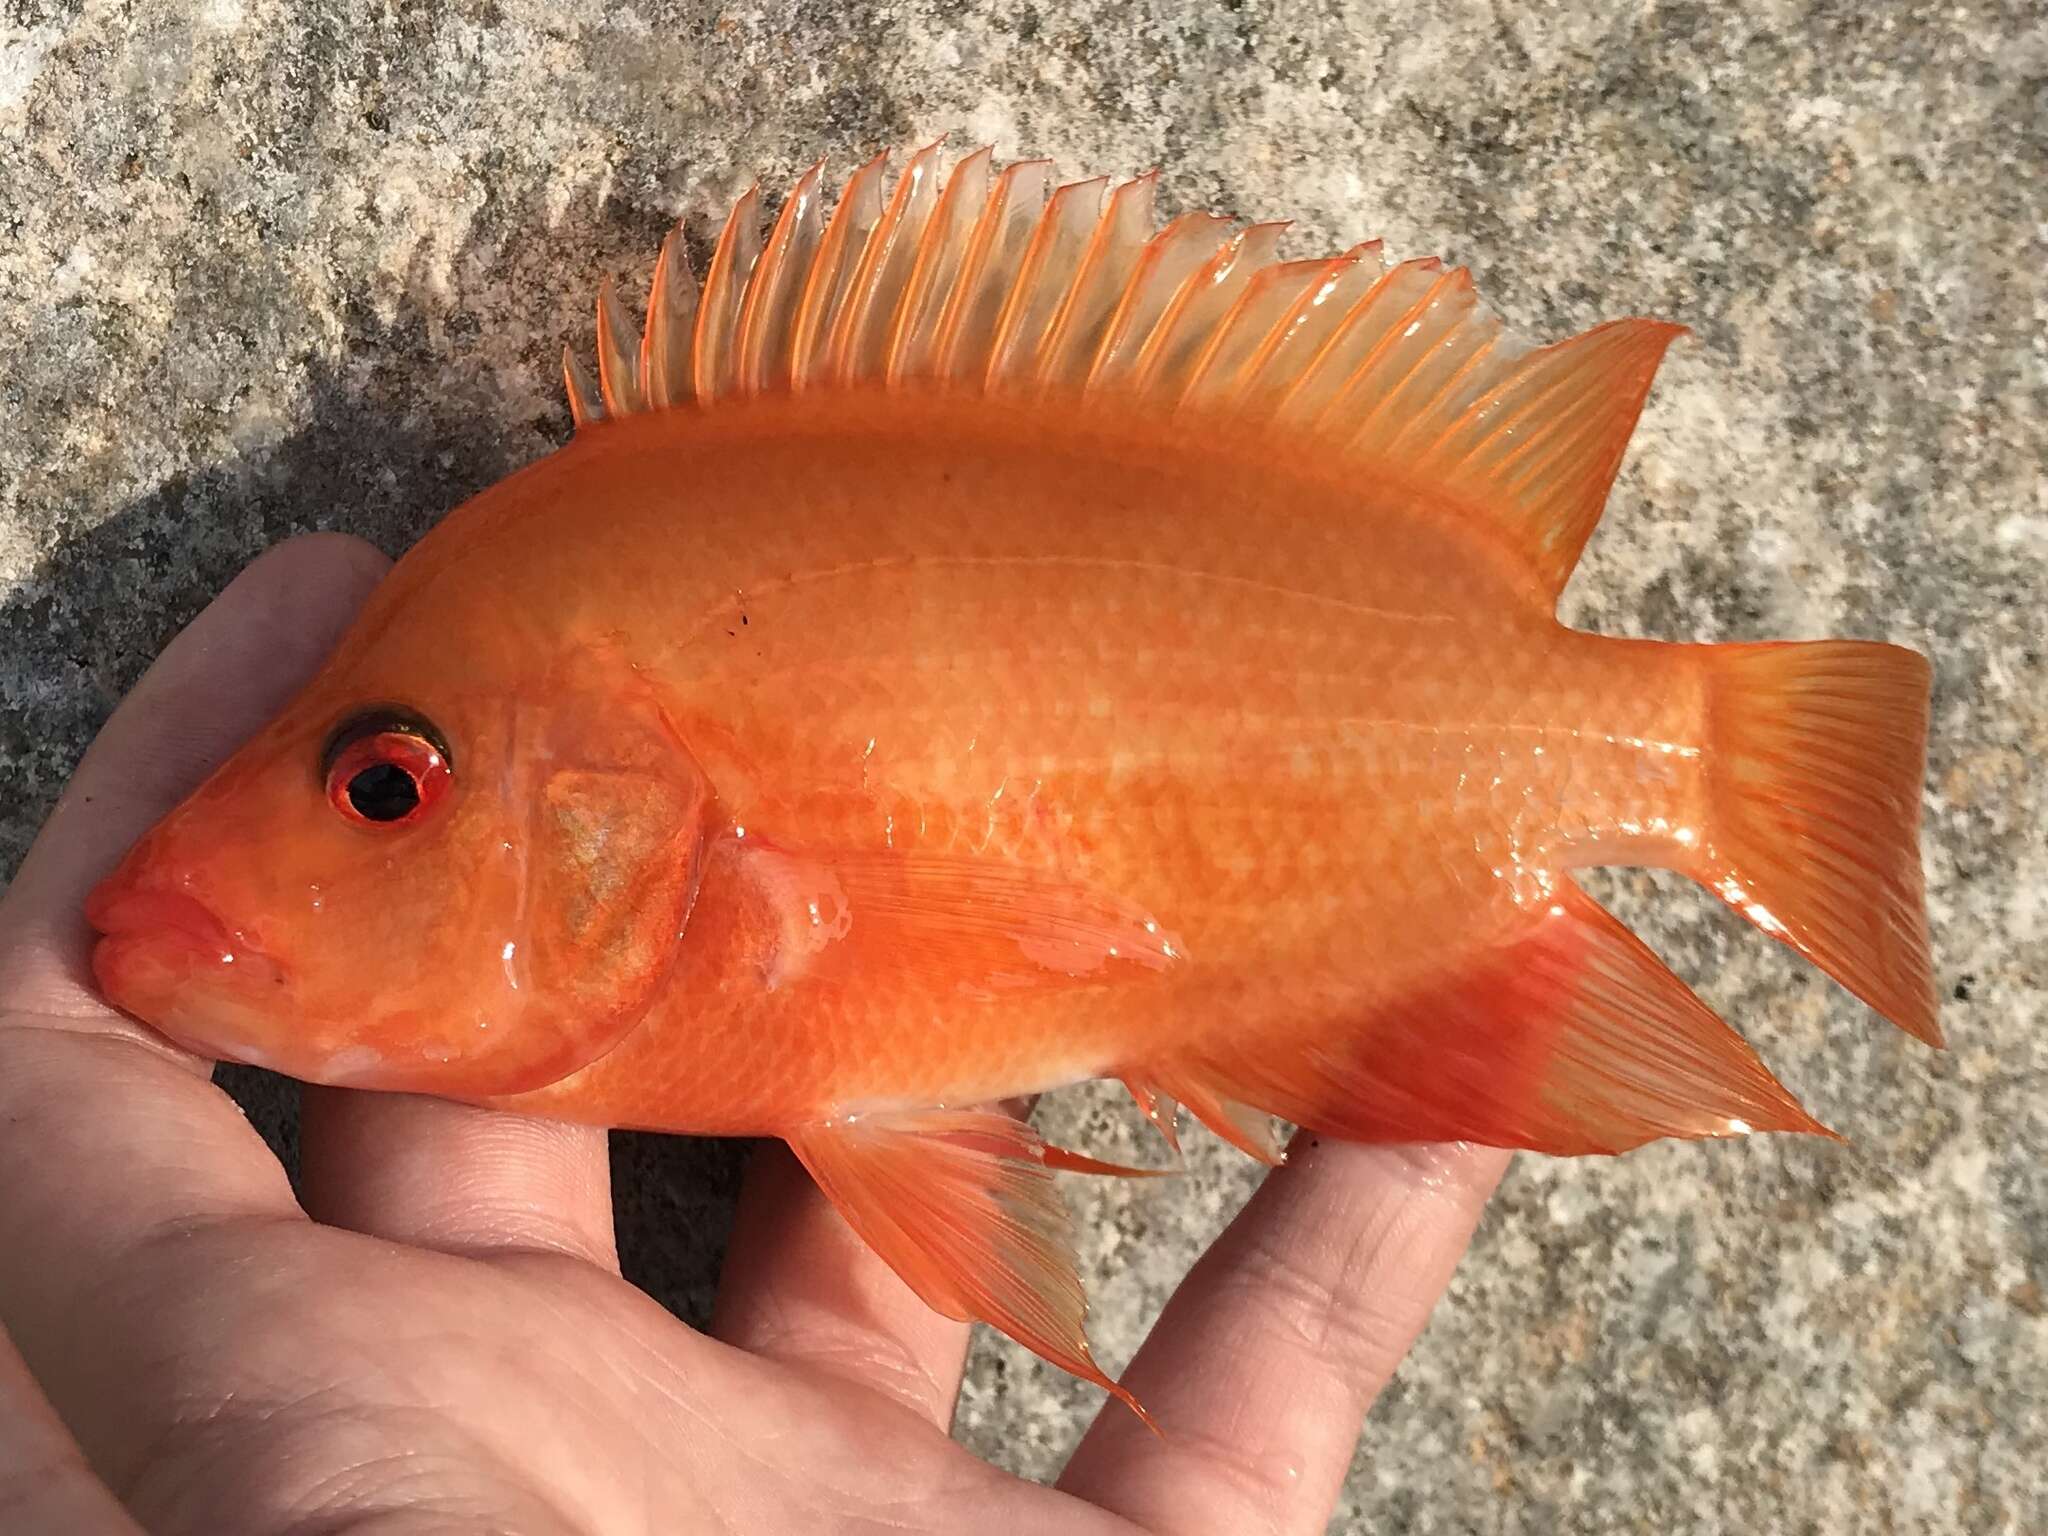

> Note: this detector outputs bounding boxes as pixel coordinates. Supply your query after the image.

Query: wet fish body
[87,147,1937,1409]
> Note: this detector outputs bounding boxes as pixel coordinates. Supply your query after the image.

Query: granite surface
[3,1,2043,1530]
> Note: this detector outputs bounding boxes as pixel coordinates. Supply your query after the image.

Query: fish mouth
[85,878,285,1030]
[86,883,236,957]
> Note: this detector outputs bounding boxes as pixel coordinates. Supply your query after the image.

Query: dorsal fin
[569,147,1684,604]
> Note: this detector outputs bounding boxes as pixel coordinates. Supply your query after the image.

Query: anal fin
[1141,1072,1286,1165]
[1120,1075,1185,1157]
[787,1109,1154,1426]
[1160,886,1826,1158]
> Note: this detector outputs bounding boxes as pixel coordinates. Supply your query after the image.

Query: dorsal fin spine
[1181,258,1336,410]
[1126,221,1288,396]
[885,146,994,383]
[927,158,1047,380]
[735,161,826,394]
[1329,261,1461,441]
[1375,323,1503,460]
[595,276,643,418]
[1238,244,1381,411]
[789,150,888,389]
[1335,268,1499,450]
[562,344,602,428]
[1212,254,1356,408]
[1265,240,1387,419]
[827,140,943,385]
[693,184,762,403]
[1364,272,1502,458]
[1306,258,1446,436]
[1083,209,1233,390]
[641,228,697,409]
[1035,172,1158,387]
[587,150,1685,605]
[986,175,1108,386]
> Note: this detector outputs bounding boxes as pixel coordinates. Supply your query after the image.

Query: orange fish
[86,145,1938,1415]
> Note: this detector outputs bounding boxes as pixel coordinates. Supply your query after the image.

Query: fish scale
[455,396,1763,1119]
[88,149,1936,1421]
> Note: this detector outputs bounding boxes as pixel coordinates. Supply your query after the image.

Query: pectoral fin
[786,1108,1155,1427]
[734,841,1186,997]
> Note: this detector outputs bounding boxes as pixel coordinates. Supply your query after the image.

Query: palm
[0,537,1504,1535]
[90,1213,1083,1534]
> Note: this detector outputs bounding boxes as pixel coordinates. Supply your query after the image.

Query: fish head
[87,633,710,1098]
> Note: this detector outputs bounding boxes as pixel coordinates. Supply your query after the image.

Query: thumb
[1,533,391,1008]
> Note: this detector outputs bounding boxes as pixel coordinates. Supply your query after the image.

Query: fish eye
[322,708,453,829]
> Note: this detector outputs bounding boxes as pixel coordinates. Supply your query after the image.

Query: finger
[299,1089,618,1270]
[0,1322,147,1536]
[1058,1136,1510,1536]
[710,1141,972,1430]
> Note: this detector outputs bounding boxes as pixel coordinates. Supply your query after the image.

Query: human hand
[0,534,1508,1535]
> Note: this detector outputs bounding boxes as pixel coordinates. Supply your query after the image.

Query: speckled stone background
[3,0,2043,1530]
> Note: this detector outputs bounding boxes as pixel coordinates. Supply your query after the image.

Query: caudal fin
[1696,641,1939,1045]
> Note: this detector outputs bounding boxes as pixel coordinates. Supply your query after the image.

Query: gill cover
[498,648,708,1088]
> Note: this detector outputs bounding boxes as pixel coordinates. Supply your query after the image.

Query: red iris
[325,729,450,827]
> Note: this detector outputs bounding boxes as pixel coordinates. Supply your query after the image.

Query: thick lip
[86,881,236,960]
[87,876,288,1044]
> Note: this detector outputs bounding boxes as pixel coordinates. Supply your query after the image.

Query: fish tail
[1693,640,1940,1044]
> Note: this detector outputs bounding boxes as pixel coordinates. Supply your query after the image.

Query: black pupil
[346,761,421,822]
